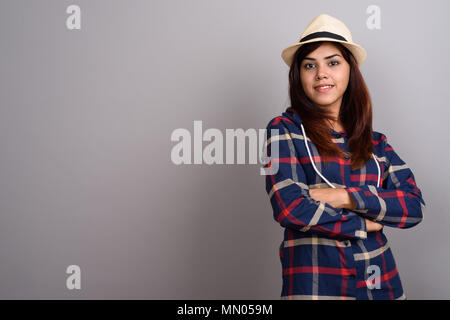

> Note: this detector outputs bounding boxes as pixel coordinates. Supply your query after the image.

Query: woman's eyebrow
[303,54,341,61]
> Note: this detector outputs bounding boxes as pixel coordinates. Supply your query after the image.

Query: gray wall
[0,0,447,299]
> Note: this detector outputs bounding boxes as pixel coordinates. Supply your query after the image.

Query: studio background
[0,0,448,299]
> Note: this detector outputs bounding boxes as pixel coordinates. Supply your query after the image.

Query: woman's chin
[312,99,337,108]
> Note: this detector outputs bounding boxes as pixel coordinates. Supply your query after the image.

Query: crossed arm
[309,188,383,232]
[264,119,424,239]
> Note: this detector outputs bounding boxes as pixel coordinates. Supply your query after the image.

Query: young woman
[264,14,426,300]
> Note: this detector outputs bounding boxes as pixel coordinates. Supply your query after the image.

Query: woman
[264,14,426,300]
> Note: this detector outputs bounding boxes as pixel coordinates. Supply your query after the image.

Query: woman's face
[300,42,350,112]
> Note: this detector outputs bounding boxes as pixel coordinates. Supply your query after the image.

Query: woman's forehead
[307,42,342,58]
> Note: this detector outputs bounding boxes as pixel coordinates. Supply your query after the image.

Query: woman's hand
[309,188,356,209]
[364,218,383,232]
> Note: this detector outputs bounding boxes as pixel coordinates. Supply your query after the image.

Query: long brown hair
[288,41,373,171]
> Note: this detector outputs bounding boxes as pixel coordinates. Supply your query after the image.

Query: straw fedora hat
[281,14,367,68]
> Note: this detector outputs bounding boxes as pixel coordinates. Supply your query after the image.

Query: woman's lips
[314,85,334,93]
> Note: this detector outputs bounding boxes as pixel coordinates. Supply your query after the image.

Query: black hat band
[300,31,347,43]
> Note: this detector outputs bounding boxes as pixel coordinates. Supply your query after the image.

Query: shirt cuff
[346,187,366,211]
[356,216,367,240]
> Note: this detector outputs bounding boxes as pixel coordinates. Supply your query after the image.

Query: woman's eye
[304,61,339,69]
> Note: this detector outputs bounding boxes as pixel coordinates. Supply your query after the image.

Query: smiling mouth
[314,85,334,93]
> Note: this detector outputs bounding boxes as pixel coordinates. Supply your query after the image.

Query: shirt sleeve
[345,134,425,228]
[263,118,368,241]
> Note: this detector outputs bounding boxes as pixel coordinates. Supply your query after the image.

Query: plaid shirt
[263,107,426,300]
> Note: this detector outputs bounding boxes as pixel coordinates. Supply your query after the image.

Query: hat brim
[281,38,367,68]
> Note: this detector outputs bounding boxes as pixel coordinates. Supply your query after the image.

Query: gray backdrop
[0,0,448,299]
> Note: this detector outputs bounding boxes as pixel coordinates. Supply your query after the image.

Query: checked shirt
[263,107,426,300]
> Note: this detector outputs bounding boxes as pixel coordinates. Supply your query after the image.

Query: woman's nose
[315,66,329,80]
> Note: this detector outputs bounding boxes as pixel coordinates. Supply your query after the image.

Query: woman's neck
[326,119,344,132]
